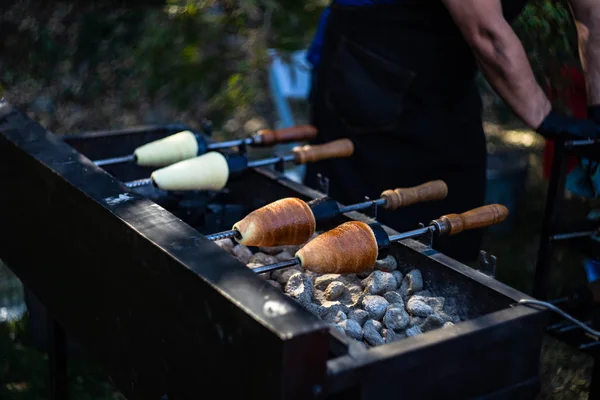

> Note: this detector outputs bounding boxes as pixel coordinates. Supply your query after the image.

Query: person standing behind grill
[303,0,600,264]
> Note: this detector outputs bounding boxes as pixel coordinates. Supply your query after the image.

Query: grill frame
[0,101,548,399]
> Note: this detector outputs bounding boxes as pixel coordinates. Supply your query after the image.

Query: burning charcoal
[246,262,270,280]
[399,269,423,298]
[331,323,345,335]
[314,274,342,290]
[325,309,347,324]
[214,238,234,253]
[406,296,434,317]
[392,271,404,286]
[363,320,384,346]
[420,314,445,332]
[347,284,362,293]
[249,252,279,265]
[285,272,314,307]
[275,250,294,262]
[405,325,423,337]
[266,280,281,290]
[338,319,363,341]
[306,303,326,318]
[375,255,398,272]
[383,291,404,307]
[361,271,398,295]
[414,290,432,298]
[325,281,346,300]
[273,267,303,286]
[409,316,425,327]
[321,302,351,316]
[348,309,369,326]
[361,295,389,321]
[232,244,253,264]
[383,328,406,344]
[383,307,410,331]
[423,296,445,313]
[443,321,455,328]
[357,269,372,279]
[436,312,456,323]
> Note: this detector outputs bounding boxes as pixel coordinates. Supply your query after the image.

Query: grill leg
[48,317,68,400]
[533,140,569,300]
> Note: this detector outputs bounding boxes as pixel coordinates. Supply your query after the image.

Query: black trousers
[304,72,488,265]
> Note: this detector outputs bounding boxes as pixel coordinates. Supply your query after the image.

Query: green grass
[0,319,125,400]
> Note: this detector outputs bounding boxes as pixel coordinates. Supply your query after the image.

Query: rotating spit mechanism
[215,203,509,348]
[93,124,318,167]
[205,180,449,247]
[124,138,355,191]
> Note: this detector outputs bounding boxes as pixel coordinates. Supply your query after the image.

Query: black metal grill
[0,101,548,400]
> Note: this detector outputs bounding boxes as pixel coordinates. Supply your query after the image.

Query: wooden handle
[435,204,509,236]
[381,180,448,210]
[291,139,354,165]
[255,125,318,146]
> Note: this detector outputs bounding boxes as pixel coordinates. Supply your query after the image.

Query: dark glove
[536,110,600,139]
[588,105,600,124]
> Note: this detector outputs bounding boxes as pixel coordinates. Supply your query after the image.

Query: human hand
[536,110,600,139]
[588,105,600,124]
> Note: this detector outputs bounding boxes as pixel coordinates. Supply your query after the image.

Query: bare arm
[569,0,600,106]
[440,0,551,129]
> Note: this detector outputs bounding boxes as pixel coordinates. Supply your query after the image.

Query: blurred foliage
[512,0,580,110]
[130,0,326,122]
[0,318,126,400]
[0,0,326,129]
[0,0,586,128]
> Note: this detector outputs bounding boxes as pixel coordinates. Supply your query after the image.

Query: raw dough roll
[151,151,229,191]
[296,221,378,274]
[233,198,316,247]
[134,130,199,167]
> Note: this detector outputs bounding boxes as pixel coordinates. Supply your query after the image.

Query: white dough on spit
[151,151,229,191]
[134,130,199,167]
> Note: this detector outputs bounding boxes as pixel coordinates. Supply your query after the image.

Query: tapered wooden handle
[381,180,448,210]
[292,139,354,165]
[255,125,318,146]
[434,204,509,236]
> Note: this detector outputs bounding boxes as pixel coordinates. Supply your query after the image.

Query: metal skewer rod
[339,198,386,213]
[388,226,434,242]
[254,225,437,275]
[205,230,241,241]
[206,137,254,150]
[94,154,136,167]
[125,178,154,188]
[247,154,296,168]
[122,154,299,189]
[93,125,318,167]
[252,259,300,274]
[205,197,388,242]
[253,204,509,275]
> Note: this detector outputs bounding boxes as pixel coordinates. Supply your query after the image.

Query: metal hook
[364,196,378,220]
[478,250,497,278]
[238,140,248,157]
[275,152,286,173]
[317,173,329,196]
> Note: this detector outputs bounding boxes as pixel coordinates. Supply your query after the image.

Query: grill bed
[0,101,548,400]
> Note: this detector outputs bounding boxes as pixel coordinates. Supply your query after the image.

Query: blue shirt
[306,1,398,68]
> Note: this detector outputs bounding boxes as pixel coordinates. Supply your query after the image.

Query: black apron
[305,0,527,264]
